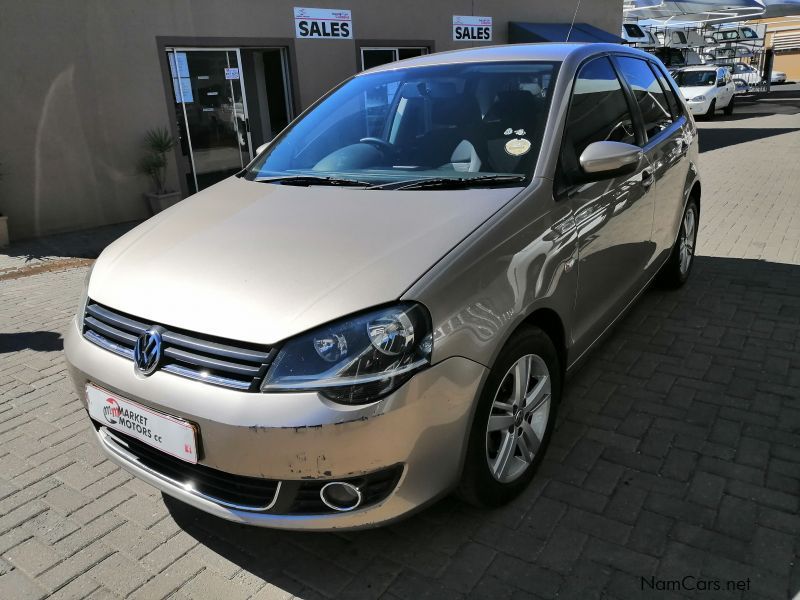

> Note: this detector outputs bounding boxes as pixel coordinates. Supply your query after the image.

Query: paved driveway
[1,89,799,599]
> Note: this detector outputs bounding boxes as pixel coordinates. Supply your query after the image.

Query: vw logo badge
[134,329,162,375]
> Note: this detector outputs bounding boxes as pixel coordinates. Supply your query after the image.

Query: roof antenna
[566,0,583,42]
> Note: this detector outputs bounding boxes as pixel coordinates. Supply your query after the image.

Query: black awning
[509,22,624,44]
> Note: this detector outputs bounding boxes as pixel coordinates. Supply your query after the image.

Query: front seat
[415,96,483,171]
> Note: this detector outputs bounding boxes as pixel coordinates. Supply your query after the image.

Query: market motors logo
[103,397,121,424]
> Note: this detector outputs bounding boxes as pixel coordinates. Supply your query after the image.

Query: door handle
[641,169,654,188]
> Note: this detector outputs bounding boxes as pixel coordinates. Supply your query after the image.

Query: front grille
[96,422,280,510]
[96,420,403,515]
[83,300,275,391]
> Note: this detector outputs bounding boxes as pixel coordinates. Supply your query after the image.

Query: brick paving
[1,89,799,599]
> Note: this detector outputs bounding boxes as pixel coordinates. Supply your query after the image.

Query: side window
[558,57,636,183]
[649,62,683,119]
[616,56,673,141]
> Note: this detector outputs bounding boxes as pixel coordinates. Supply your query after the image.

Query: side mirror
[256,142,271,155]
[717,80,726,87]
[577,141,643,181]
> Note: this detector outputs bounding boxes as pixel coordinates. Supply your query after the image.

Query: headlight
[691,95,706,102]
[261,303,433,404]
[76,263,94,331]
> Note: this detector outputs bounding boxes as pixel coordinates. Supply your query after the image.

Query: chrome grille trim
[99,427,281,512]
[82,300,274,391]
[161,363,253,391]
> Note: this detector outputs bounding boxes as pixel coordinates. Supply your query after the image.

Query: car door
[555,56,656,359]
[614,55,691,268]
[715,68,733,106]
[724,69,736,103]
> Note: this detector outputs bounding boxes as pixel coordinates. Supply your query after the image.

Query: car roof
[359,42,656,75]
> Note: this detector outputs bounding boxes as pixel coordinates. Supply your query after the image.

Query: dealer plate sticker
[86,384,198,464]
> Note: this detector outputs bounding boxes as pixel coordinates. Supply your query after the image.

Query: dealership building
[1,1,623,240]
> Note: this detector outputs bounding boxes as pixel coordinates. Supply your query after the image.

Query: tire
[705,100,716,120]
[723,95,735,116]
[457,325,561,507]
[657,197,699,289]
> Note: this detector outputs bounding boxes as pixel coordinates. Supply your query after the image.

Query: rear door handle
[642,169,654,188]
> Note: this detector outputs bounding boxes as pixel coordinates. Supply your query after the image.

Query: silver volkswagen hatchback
[65,43,700,530]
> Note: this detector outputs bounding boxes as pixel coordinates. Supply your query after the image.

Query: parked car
[771,70,788,84]
[65,43,701,530]
[732,62,762,86]
[674,66,736,118]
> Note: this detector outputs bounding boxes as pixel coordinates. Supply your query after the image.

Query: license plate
[86,384,198,464]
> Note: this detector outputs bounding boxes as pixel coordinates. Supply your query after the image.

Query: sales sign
[453,15,493,42]
[294,7,353,39]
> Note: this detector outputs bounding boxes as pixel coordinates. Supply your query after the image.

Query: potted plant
[138,128,182,214]
[0,162,8,249]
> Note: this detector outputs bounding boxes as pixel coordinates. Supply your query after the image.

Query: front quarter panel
[404,180,576,368]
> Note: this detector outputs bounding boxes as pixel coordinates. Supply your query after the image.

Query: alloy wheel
[485,354,551,483]
[679,205,697,275]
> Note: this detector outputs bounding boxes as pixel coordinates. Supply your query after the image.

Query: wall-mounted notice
[224,67,240,80]
[168,52,193,103]
[294,7,353,39]
[453,15,492,41]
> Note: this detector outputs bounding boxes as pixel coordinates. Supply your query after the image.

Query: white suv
[674,66,736,119]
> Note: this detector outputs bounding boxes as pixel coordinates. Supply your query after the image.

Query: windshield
[244,61,559,188]
[674,70,716,87]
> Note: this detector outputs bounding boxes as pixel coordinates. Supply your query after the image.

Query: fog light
[320,481,362,511]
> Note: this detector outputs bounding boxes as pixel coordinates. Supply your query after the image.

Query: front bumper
[64,319,488,530]
[685,98,712,115]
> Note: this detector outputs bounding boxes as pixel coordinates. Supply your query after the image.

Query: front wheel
[705,99,716,120]
[657,197,699,289]
[457,326,561,507]
[724,95,735,116]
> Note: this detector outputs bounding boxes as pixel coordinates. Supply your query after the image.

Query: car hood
[89,176,521,344]
[680,85,714,97]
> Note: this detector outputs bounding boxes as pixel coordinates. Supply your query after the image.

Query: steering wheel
[359,137,395,153]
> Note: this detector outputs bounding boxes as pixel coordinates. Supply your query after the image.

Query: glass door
[167,48,252,192]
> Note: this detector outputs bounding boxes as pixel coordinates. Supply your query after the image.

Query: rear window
[615,56,673,141]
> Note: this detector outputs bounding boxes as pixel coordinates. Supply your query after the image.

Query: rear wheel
[657,197,699,289]
[458,326,561,507]
[723,95,735,116]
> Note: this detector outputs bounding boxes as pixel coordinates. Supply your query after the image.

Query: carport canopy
[509,22,625,44]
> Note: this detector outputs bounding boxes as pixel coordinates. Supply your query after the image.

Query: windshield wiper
[388,174,527,191]
[255,175,372,187]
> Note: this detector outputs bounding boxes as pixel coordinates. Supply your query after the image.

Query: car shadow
[0,331,63,353]
[1,221,140,264]
[162,255,800,599]
[698,127,799,152]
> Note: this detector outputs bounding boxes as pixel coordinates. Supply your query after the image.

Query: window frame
[649,60,686,121]
[554,53,643,194]
[610,54,685,147]
[357,43,432,71]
